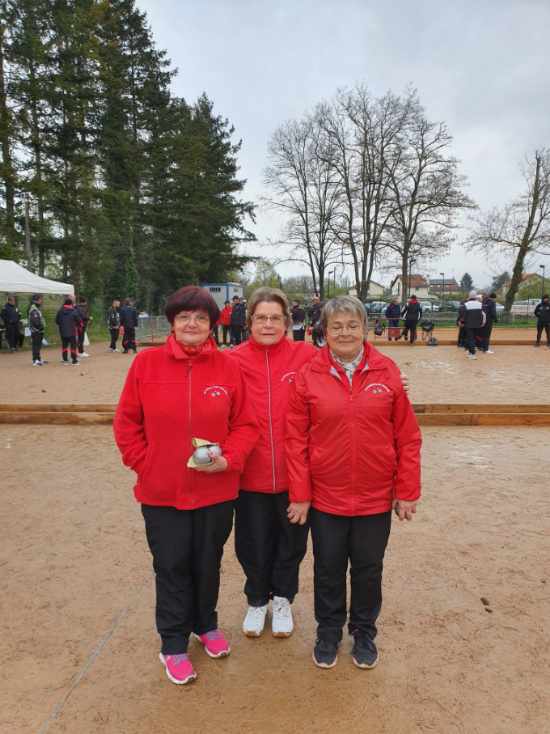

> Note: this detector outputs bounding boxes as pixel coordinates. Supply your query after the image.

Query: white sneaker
[486,350,494,354]
[242,604,268,637]
[80,352,90,357]
[272,596,294,638]
[32,360,41,367]
[468,354,477,360]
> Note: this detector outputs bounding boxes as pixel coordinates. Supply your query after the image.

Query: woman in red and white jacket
[114,286,257,686]
[227,288,316,639]
[285,295,422,671]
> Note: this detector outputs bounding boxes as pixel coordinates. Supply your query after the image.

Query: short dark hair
[64,297,73,305]
[232,295,240,301]
[224,300,230,305]
[165,286,220,326]
[490,292,497,299]
[543,294,549,300]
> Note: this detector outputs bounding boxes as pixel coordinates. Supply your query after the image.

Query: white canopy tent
[0,259,74,295]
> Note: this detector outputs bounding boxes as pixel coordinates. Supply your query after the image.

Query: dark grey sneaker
[312,639,338,669]
[352,636,379,669]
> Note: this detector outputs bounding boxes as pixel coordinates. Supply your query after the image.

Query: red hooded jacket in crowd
[113,335,258,510]
[227,336,317,493]
[285,342,421,516]
[219,304,233,326]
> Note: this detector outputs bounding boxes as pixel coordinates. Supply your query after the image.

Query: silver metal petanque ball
[193,444,222,465]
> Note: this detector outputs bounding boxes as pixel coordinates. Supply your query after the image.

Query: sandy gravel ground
[1,426,549,734]
[1,335,549,406]
[1,335,549,733]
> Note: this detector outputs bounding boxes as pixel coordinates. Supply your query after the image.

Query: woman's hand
[400,371,409,393]
[193,453,229,473]
[393,499,417,521]
[287,501,311,525]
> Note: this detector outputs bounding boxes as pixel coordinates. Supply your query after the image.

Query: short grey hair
[321,295,368,331]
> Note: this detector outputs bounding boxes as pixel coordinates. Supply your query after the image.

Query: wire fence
[136,315,171,343]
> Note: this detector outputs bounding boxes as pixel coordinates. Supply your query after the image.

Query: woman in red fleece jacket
[285,295,422,671]
[113,286,257,686]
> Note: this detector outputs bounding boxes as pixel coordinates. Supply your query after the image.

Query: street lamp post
[540,264,546,300]
[440,271,445,311]
[407,257,416,300]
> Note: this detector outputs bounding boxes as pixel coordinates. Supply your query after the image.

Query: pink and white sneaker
[195,629,231,658]
[159,652,197,685]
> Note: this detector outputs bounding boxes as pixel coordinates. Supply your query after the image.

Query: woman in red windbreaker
[227,287,317,639]
[285,295,422,671]
[113,286,257,686]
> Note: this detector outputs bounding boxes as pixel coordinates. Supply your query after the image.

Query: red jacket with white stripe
[285,343,422,516]
[227,337,317,493]
[113,335,258,510]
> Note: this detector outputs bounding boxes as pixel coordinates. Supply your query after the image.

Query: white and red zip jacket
[113,335,258,510]
[227,336,317,493]
[285,342,422,516]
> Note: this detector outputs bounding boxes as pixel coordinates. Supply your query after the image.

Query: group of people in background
[106,298,139,354]
[456,291,498,359]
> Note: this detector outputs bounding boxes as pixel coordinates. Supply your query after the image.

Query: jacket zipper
[265,351,277,491]
[187,362,194,498]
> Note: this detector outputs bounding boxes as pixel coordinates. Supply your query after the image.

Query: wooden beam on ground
[413,404,550,414]
[0,404,117,413]
[0,412,113,425]
[417,413,550,426]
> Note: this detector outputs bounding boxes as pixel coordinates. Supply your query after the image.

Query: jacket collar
[310,341,384,376]
[247,335,290,355]
[165,333,218,362]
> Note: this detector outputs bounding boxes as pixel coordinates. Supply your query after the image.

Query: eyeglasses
[174,312,210,325]
[252,314,285,325]
[327,322,363,334]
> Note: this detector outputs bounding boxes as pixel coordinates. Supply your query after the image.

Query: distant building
[390,274,429,300]
[200,282,243,309]
[348,280,385,299]
[498,272,543,299]
[428,277,459,295]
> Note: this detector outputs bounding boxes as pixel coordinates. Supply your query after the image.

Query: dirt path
[1,425,549,734]
[1,338,549,406]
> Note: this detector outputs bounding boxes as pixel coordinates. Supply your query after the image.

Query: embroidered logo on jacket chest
[203,385,229,398]
[281,371,297,384]
[364,382,391,395]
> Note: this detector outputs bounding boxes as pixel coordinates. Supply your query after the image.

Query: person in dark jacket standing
[479,293,498,353]
[76,297,91,358]
[55,297,81,365]
[107,299,121,351]
[1,296,20,352]
[291,300,306,341]
[230,295,246,346]
[120,298,138,353]
[534,294,550,347]
[384,298,401,340]
[399,295,422,344]
[458,291,486,360]
[28,294,46,366]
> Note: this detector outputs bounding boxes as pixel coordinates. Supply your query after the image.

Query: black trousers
[479,323,493,351]
[402,320,418,343]
[142,501,234,655]
[235,490,309,606]
[77,323,88,353]
[310,508,391,644]
[61,335,78,363]
[6,323,18,350]
[109,328,120,349]
[230,325,243,345]
[465,327,479,355]
[536,322,550,345]
[31,331,43,361]
[221,325,230,345]
[122,326,136,352]
[292,328,305,341]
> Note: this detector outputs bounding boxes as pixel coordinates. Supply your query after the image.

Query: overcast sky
[137,0,550,289]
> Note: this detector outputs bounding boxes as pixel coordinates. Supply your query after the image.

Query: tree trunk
[0,25,17,257]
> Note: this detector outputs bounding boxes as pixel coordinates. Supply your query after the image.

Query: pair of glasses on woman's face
[174,312,210,326]
[327,322,363,334]
[252,314,285,325]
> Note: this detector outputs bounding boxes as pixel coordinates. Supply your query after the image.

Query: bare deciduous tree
[264,115,342,299]
[388,109,475,303]
[469,149,550,311]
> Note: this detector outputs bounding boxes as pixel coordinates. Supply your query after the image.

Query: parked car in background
[495,303,505,313]
[442,300,462,312]
[364,300,388,315]
[419,301,440,312]
[510,300,538,316]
